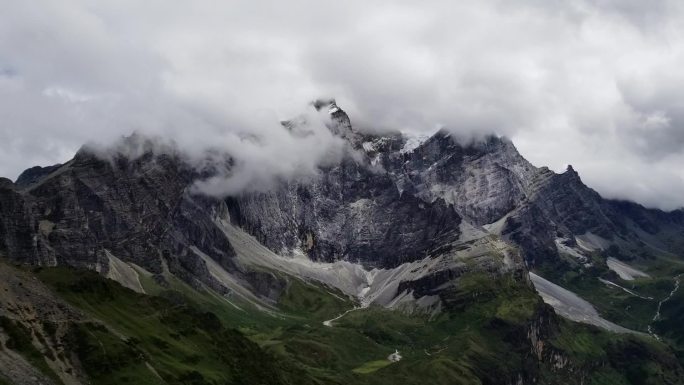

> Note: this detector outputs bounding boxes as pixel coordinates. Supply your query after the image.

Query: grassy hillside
[1,263,682,384]
[33,267,314,385]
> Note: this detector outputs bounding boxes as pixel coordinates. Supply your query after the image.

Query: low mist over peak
[76,105,348,198]
[2,1,684,209]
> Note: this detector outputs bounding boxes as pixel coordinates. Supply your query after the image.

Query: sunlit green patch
[351,359,393,374]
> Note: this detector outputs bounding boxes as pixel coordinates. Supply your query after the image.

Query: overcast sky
[2,0,684,209]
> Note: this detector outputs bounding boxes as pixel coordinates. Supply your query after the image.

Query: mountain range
[1,100,683,385]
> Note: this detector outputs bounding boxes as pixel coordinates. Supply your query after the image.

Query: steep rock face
[227,154,462,269]
[524,166,616,236]
[225,101,466,269]
[15,149,198,271]
[0,143,256,296]
[360,116,684,267]
[385,132,536,226]
[0,179,35,262]
[501,164,684,265]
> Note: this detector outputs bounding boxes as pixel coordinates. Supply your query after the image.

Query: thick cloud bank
[1,1,684,209]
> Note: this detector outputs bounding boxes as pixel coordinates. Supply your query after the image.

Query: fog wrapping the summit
[2,0,684,209]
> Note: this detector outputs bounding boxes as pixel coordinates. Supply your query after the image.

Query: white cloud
[1,0,684,209]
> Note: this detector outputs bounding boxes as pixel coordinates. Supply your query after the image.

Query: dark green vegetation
[2,264,683,384]
[552,320,683,385]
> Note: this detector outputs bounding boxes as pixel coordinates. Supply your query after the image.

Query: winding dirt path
[322,306,362,327]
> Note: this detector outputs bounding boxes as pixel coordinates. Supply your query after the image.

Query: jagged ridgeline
[1,100,684,384]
